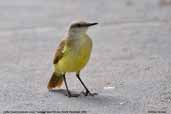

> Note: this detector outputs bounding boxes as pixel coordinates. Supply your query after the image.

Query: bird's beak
[86,22,98,27]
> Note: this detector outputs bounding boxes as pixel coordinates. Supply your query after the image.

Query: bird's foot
[66,91,80,98]
[81,90,98,96]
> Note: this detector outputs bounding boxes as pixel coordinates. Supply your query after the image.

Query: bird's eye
[77,24,81,27]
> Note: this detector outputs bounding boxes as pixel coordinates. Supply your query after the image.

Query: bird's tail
[47,72,63,90]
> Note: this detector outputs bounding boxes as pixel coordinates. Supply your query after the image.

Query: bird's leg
[63,74,80,97]
[76,73,97,96]
[63,74,71,97]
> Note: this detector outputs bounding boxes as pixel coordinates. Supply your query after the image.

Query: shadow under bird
[47,21,98,97]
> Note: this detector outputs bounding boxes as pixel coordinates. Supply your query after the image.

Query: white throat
[68,31,87,40]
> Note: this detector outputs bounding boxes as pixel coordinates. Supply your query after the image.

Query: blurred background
[0,0,171,114]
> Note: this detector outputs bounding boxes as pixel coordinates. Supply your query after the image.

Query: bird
[47,21,98,97]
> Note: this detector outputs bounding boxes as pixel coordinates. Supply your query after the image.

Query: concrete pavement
[0,0,171,114]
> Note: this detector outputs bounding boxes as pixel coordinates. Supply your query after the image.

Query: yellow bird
[47,21,98,97]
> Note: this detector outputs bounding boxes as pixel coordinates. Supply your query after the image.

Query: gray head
[68,21,98,35]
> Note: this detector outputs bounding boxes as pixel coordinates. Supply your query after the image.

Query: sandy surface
[0,0,171,114]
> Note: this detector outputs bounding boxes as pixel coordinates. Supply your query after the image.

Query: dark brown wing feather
[53,40,66,64]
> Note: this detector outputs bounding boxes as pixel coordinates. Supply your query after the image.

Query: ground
[0,0,171,114]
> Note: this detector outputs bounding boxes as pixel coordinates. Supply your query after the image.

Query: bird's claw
[81,91,98,96]
[66,91,80,98]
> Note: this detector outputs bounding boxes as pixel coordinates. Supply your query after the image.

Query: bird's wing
[53,39,66,64]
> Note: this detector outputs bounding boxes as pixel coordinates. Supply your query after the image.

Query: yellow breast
[55,35,92,73]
